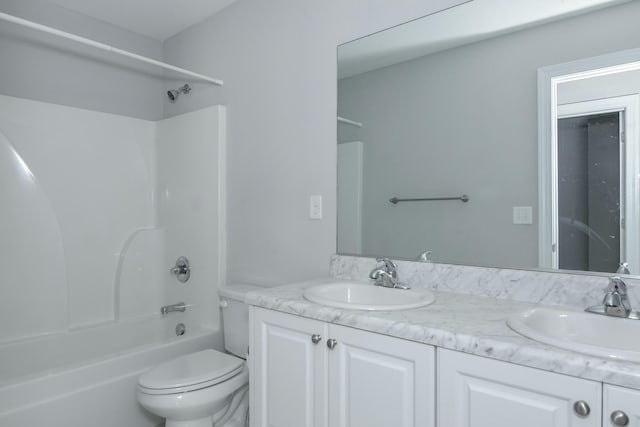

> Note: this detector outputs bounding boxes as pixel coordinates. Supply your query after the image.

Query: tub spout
[160,302,187,316]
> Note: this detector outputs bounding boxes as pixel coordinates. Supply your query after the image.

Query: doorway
[555,95,639,273]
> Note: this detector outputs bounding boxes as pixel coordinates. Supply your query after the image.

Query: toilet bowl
[138,284,263,427]
[137,349,249,427]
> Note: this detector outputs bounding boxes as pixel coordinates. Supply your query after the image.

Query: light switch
[513,206,533,225]
[310,195,322,220]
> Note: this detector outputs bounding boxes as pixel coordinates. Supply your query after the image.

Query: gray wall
[337,1,640,269]
[0,0,164,120]
[162,0,465,286]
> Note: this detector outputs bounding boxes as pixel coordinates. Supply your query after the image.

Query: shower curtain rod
[337,116,363,127]
[0,11,224,86]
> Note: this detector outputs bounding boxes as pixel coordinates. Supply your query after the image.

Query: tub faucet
[586,277,638,319]
[369,257,410,289]
[161,302,188,316]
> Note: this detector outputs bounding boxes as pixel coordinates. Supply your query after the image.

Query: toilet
[137,284,261,427]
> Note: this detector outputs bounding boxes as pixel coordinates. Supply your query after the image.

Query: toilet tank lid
[219,283,269,301]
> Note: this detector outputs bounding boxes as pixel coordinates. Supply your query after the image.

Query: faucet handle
[416,251,432,262]
[607,276,628,295]
[376,257,397,271]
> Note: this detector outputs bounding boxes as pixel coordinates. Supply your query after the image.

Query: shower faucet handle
[171,256,191,283]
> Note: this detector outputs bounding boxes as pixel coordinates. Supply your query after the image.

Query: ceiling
[45,0,238,40]
[338,0,630,79]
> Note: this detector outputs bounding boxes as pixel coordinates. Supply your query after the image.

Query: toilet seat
[138,349,244,395]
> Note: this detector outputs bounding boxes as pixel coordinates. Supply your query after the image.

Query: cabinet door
[604,384,640,427]
[328,323,436,427]
[250,307,328,427]
[438,348,601,427]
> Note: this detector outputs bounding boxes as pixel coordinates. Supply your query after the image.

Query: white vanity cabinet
[437,348,602,427]
[250,307,328,427]
[603,384,640,427]
[250,307,436,427]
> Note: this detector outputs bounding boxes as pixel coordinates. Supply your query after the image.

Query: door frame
[538,48,640,270]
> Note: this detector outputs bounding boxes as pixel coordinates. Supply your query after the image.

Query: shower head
[167,84,191,103]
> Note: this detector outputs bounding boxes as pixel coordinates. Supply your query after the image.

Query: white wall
[0,0,164,120]
[337,1,640,268]
[162,0,466,286]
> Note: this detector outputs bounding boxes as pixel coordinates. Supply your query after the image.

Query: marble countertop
[246,278,640,390]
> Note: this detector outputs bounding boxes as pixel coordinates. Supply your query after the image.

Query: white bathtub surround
[0,94,226,345]
[116,227,166,320]
[0,94,156,339]
[0,95,227,426]
[245,279,640,390]
[330,254,640,309]
[157,106,227,332]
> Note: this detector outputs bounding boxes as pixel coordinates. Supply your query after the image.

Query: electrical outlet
[513,206,533,225]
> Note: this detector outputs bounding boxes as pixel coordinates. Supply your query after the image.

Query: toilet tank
[219,284,265,358]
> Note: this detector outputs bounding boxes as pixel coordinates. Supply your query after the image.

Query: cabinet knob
[311,334,322,344]
[611,410,629,426]
[327,339,338,349]
[573,401,590,417]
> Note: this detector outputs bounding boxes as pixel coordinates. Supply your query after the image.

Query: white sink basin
[507,307,640,362]
[303,281,435,311]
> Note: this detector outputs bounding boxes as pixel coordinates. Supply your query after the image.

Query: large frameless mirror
[337,0,640,276]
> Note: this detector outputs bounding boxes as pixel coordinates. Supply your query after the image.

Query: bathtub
[0,316,222,427]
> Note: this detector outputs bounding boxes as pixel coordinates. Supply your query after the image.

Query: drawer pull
[573,401,590,417]
[611,410,629,426]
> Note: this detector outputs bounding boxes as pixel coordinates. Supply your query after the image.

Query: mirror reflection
[337,0,640,275]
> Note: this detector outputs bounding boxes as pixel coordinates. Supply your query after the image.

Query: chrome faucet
[161,302,188,315]
[603,277,632,317]
[369,258,410,289]
[586,277,638,319]
[416,250,432,262]
[617,262,631,275]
